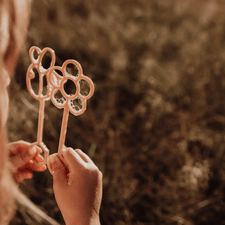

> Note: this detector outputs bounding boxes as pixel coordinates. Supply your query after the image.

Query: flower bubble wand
[26,46,56,164]
[48,60,94,155]
[26,46,94,162]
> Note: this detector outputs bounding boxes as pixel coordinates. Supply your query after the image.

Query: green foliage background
[7,0,225,224]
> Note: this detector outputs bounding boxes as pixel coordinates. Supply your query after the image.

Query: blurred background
[7,0,225,224]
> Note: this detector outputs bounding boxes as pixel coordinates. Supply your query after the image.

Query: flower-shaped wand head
[48,59,94,154]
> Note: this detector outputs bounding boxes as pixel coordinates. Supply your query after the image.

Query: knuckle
[90,166,102,178]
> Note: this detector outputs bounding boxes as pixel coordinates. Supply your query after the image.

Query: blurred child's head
[0,0,30,223]
[0,0,30,125]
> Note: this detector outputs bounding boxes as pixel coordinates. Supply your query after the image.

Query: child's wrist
[65,218,100,225]
[64,212,100,225]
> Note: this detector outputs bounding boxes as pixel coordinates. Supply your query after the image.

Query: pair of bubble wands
[26,46,94,164]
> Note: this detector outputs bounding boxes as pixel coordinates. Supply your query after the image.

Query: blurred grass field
[7,0,225,224]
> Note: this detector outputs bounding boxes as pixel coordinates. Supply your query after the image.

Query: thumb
[47,154,67,187]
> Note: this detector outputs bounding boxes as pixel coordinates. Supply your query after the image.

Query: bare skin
[8,141,46,184]
[48,148,102,225]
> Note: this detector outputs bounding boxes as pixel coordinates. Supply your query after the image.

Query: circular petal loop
[29,46,41,64]
[39,48,56,72]
[60,77,80,100]
[69,97,86,116]
[51,89,67,109]
[26,47,56,100]
[48,60,94,115]
[78,75,94,100]
[63,59,83,79]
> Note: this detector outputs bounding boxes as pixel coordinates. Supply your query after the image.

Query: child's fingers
[8,140,31,156]
[34,145,42,156]
[47,153,57,175]
[34,164,46,172]
[74,149,93,164]
[21,161,46,172]
[62,148,86,171]
[14,171,33,184]
[10,147,37,168]
[8,141,42,158]
[47,154,67,186]
[32,162,46,172]
[34,153,44,163]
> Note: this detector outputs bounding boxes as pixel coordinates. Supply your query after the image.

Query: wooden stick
[37,99,45,145]
[58,107,69,155]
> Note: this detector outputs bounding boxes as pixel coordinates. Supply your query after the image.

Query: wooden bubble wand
[26,46,56,164]
[48,60,94,155]
[26,46,94,163]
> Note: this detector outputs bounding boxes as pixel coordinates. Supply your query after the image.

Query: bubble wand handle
[58,107,69,155]
[37,99,45,145]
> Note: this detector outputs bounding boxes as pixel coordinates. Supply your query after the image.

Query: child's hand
[47,148,102,225]
[8,140,46,184]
